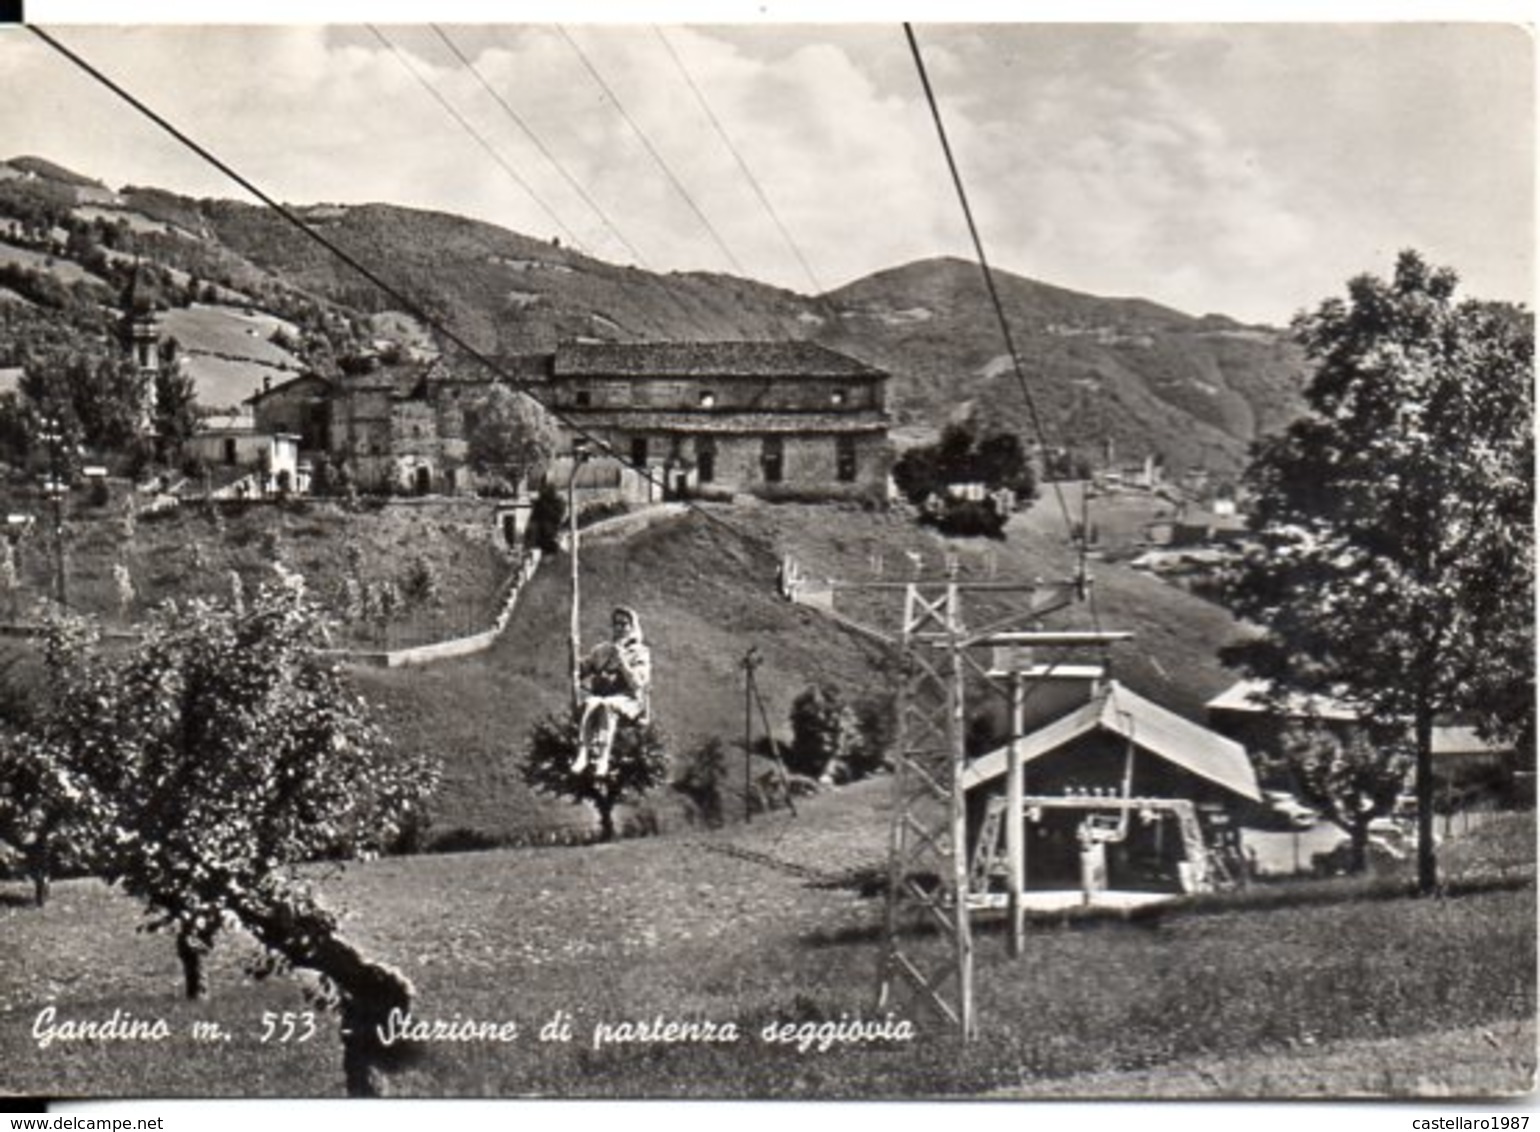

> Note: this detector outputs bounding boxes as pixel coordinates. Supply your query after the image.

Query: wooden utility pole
[567,441,589,711]
[1006,672,1025,958]
[743,647,756,823]
[39,412,68,608]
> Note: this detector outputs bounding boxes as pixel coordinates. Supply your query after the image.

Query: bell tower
[119,262,160,435]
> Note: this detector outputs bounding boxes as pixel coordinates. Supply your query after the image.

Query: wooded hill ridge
[0,155,1307,473]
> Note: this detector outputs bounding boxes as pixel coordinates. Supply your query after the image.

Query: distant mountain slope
[200,199,820,354]
[200,204,1305,472]
[813,257,1306,473]
[0,158,1308,471]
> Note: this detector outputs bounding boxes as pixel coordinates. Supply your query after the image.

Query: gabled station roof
[963,681,1262,802]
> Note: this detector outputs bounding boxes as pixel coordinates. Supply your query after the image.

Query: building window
[575,389,592,408]
[831,388,847,407]
[697,437,716,483]
[630,436,649,467]
[699,390,716,409]
[762,436,784,484]
[223,437,237,466]
[837,435,857,482]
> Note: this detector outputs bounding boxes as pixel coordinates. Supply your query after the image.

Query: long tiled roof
[553,341,884,380]
[962,681,1261,801]
[561,409,888,434]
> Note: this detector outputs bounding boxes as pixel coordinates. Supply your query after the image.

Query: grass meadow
[1,791,1532,1100]
[0,498,1531,1099]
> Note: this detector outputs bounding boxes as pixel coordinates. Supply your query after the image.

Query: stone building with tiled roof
[548,340,892,501]
[246,341,892,501]
[249,355,498,495]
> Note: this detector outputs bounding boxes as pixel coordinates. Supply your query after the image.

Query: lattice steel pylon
[877,582,973,1034]
[873,577,1129,1039]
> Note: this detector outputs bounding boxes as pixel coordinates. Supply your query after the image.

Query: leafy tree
[0,391,31,466]
[0,650,82,908]
[787,684,859,783]
[17,583,439,1095]
[521,712,669,842]
[19,348,146,457]
[891,422,1033,538]
[111,561,135,616]
[465,383,559,491]
[152,339,199,460]
[974,431,1038,499]
[785,684,891,784]
[1221,251,1533,894]
[1282,721,1414,874]
[849,692,896,779]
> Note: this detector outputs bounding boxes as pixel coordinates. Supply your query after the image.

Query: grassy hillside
[354,507,901,842]
[201,198,822,354]
[359,491,1249,845]
[158,304,304,409]
[2,498,512,649]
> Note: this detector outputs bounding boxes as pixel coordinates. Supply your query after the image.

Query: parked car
[1311,820,1441,876]
[1253,790,1319,830]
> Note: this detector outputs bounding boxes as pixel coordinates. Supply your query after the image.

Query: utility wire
[653,26,824,296]
[433,24,719,341]
[430,24,648,269]
[557,25,748,279]
[368,25,586,254]
[903,25,1080,556]
[25,25,729,523]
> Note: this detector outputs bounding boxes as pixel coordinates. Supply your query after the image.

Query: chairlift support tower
[870,575,1131,1040]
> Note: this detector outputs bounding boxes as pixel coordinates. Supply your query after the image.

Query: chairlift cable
[557,26,750,280]
[368,25,586,254]
[26,25,758,546]
[652,26,825,297]
[440,24,723,341]
[903,25,1082,558]
[430,24,647,267]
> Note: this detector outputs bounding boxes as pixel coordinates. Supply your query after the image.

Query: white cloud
[0,23,1529,324]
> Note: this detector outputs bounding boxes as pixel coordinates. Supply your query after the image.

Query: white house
[183,413,306,498]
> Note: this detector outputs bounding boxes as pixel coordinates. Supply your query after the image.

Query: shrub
[526,482,565,553]
[673,736,728,828]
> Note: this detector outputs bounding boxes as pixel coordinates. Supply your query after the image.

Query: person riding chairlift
[572,606,652,778]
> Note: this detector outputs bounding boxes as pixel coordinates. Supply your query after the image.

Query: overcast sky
[1,17,1532,325]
